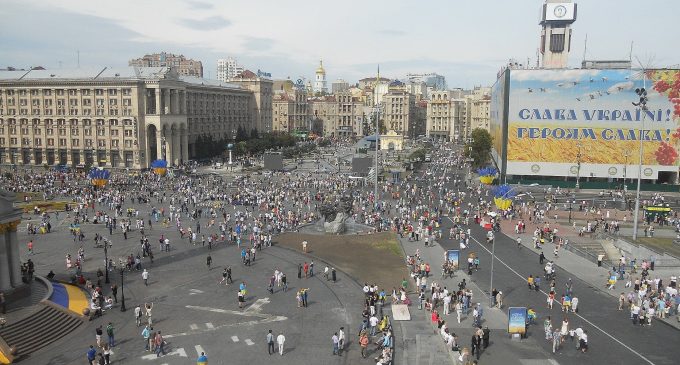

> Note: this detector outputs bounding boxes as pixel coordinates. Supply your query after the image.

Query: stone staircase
[0,304,84,361]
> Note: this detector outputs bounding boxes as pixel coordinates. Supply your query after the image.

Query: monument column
[0,190,23,290]
[0,231,12,291]
[6,222,21,287]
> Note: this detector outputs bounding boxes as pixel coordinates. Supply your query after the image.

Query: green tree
[465,128,493,167]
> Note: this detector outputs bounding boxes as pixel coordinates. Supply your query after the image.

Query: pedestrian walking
[135,304,142,326]
[338,326,345,354]
[106,322,115,347]
[332,332,339,355]
[206,254,212,270]
[277,332,285,355]
[111,283,118,303]
[360,332,369,358]
[154,331,165,357]
[142,269,149,286]
[267,330,275,355]
[197,351,208,365]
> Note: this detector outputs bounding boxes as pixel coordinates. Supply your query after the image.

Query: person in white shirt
[369,315,379,336]
[277,332,285,355]
[443,295,452,315]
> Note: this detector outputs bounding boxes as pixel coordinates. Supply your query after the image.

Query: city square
[1,1,680,365]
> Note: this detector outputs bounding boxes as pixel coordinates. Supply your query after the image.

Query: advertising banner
[446,249,459,271]
[505,69,680,180]
[508,307,527,335]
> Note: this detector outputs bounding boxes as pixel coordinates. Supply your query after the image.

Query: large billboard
[490,69,509,173]
[505,69,680,181]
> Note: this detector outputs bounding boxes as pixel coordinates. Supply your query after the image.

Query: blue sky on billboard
[1,0,678,88]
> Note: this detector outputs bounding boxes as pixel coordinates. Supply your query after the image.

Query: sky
[1,0,678,89]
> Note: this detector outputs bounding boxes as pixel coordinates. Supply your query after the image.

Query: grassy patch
[634,237,680,258]
[372,234,404,257]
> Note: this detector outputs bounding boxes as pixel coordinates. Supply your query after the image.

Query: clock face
[554,5,567,18]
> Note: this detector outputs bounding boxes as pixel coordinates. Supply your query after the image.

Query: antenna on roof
[582,33,587,64]
[77,50,80,68]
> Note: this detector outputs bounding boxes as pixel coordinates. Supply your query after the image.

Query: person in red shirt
[27,240,34,255]
[303,262,309,278]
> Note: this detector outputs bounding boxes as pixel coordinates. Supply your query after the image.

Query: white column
[0,231,12,291]
[172,127,180,165]
[166,128,175,165]
[181,128,188,163]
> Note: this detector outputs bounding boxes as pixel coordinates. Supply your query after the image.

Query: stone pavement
[395,233,560,365]
[497,217,680,331]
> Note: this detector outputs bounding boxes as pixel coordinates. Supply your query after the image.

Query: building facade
[0,67,262,169]
[426,91,469,142]
[272,89,309,133]
[216,57,245,82]
[331,79,349,94]
[382,90,417,138]
[129,52,203,77]
[228,70,273,134]
[465,86,491,134]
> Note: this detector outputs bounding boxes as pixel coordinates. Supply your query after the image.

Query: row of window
[0,108,134,116]
[0,137,135,148]
[2,89,132,96]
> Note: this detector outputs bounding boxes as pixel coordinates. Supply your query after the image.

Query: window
[20,99,27,106]
[10,137,17,145]
[108,89,117,96]
[19,90,26,96]
[95,89,104,96]
[109,109,118,115]
[71,128,79,136]
[111,130,119,137]
[0,138,4,145]
[72,139,79,146]
[69,109,78,116]
[83,99,92,106]
[56,89,64,96]
[98,140,106,147]
[123,99,132,106]
[122,88,131,96]
[58,128,66,136]
[69,99,78,106]
[22,137,30,145]
[109,99,117,105]
[82,89,91,96]
[68,89,77,96]
[83,109,91,115]
[124,130,133,137]
[47,128,53,135]
[59,138,66,146]
[57,99,65,107]
[111,140,119,147]
[96,99,104,107]
[43,90,51,96]
[85,139,93,147]
[32,109,40,115]
[97,128,105,136]
[47,138,54,146]
[34,138,41,146]
[84,129,92,136]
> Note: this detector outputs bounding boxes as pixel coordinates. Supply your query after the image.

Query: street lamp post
[119,268,126,312]
[575,142,582,190]
[229,129,236,167]
[489,234,495,307]
[632,80,649,241]
[103,240,110,284]
[161,136,167,161]
[374,103,380,207]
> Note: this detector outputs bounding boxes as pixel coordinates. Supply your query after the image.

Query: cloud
[184,0,214,10]
[241,37,276,52]
[177,15,231,31]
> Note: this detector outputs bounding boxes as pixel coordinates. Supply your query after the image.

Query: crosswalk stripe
[205,322,214,329]
[231,335,239,342]
[190,324,199,330]
[245,339,254,346]
[195,345,205,356]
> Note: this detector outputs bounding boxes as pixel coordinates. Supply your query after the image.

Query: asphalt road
[419,156,679,365]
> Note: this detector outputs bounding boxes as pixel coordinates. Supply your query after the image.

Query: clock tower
[539,0,577,69]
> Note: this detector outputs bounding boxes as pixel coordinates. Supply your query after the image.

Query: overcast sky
[1,0,677,89]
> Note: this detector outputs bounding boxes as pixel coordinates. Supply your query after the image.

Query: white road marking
[141,347,187,360]
[205,322,215,329]
[454,218,656,365]
[245,339,254,346]
[189,324,199,330]
[189,289,204,295]
[195,345,205,356]
[244,297,270,313]
[231,335,239,342]
[163,306,287,339]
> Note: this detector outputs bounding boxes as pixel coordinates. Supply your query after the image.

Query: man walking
[155,330,165,357]
[359,331,370,358]
[267,330,275,355]
[277,332,285,355]
[206,254,212,270]
[142,269,149,286]
[106,322,115,347]
[332,332,339,355]
[135,305,142,326]
[338,326,345,355]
